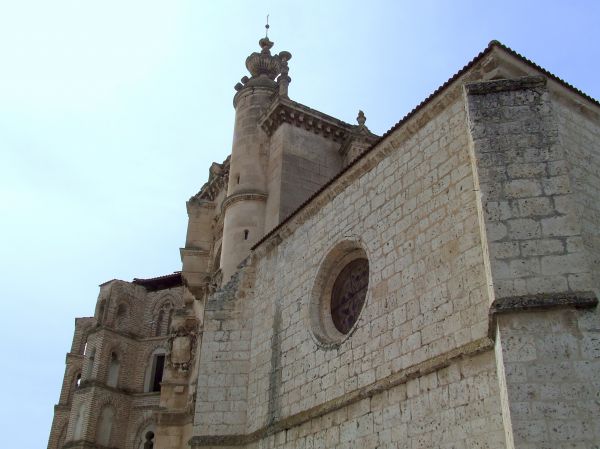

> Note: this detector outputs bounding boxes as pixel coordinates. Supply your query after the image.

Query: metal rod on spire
[265,14,270,37]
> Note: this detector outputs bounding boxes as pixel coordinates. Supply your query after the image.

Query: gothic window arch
[115,303,129,331]
[79,332,91,355]
[85,347,96,380]
[153,302,173,337]
[67,370,81,403]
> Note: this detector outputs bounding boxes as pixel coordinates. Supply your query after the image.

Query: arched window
[85,348,96,380]
[96,406,115,447]
[136,424,156,449]
[154,303,173,337]
[144,348,166,393]
[107,352,120,388]
[115,303,129,330]
[143,431,155,449]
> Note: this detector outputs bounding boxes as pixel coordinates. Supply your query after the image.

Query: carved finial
[357,110,366,126]
[265,14,270,38]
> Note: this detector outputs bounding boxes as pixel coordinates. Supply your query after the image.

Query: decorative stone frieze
[259,97,353,142]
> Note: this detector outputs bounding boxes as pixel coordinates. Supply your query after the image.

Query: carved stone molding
[259,98,353,142]
[190,157,230,203]
[221,191,268,213]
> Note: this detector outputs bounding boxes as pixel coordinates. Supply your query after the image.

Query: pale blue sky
[0,1,598,447]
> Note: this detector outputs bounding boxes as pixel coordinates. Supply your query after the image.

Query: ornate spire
[234,24,292,93]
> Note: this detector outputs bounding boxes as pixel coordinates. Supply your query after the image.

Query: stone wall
[278,124,342,223]
[554,93,600,293]
[497,309,599,447]
[192,263,255,436]
[245,86,492,435]
[465,76,600,447]
[465,76,596,301]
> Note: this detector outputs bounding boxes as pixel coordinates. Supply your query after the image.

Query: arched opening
[96,406,115,447]
[107,352,120,388]
[244,229,249,240]
[144,348,166,393]
[154,303,173,337]
[144,431,155,449]
[85,347,96,380]
[115,303,129,330]
[135,423,156,449]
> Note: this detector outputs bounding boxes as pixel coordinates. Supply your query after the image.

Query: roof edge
[251,40,598,252]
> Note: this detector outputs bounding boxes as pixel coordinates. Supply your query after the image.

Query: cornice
[259,97,353,143]
[180,247,210,260]
[490,291,597,315]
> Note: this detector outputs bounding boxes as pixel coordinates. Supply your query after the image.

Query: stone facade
[49,39,599,449]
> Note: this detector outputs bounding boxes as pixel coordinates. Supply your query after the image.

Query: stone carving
[190,156,230,202]
[168,313,198,372]
[235,37,292,91]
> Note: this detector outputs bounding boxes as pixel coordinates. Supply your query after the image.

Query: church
[48,35,600,449]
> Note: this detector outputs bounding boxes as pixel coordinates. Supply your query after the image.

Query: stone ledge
[189,337,493,448]
[221,191,268,213]
[490,291,598,315]
[156,410,193,426]
[464,75,546,95]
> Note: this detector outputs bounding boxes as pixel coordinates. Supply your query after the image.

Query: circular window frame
[309,240,370,348]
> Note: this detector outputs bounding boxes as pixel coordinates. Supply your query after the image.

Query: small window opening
[244,229,249,240]
[86,348,96,379]
[75,373,81,388]
[144,431,155,449]
[107,352,120,388]
[236,175,240,184]
[115,303,128,330]
[151,355,165,392]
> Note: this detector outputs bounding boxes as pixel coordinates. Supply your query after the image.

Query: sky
[0,1,598,447]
